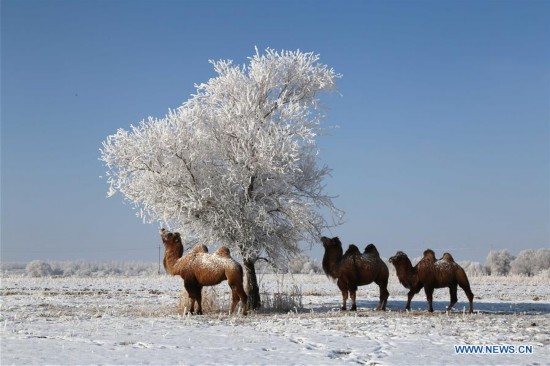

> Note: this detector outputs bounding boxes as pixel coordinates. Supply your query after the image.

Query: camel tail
[352,254,361,289]
[348,256,359,292]
[228,261,245,287]
[238,262,244,280]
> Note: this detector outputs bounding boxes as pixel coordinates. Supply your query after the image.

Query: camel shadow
[308,299,550,315]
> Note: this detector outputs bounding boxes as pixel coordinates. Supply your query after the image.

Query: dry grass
[177,287,233,314]
[259,284,304,313]
[177,283,305,315]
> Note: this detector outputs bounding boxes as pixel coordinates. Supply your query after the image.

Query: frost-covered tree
[485,249,514,275]
[100,48,343,308]
[511,249,550,276]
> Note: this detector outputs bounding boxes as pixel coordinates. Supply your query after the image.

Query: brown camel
[389,249,474,313]
[321,236,389,311]
[160,229,248,315]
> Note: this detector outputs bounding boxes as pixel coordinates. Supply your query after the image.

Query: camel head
[321,236,343,279]
[159,229,184,256]
[321,236,342,249]
[389,251,410,265]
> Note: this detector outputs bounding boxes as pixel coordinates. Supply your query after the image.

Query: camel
[321,236,389,311]
[160,229,248,315]
[389,249,474,313]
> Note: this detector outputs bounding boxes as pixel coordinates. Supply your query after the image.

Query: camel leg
[459,282,474,314]
[376,280,389,311]
[340,291,348,311]
[195,287,203,315]
[406,290,415,311]
[337,279,348,310]
[424,287,434,312]
[238,286,248,316]
[185,292,196,314]
[229,286,239,315]
[348,283,359,311]
[228,277,248,316]
[183,282,197,314]
[350,291,357,311]
[229,284,248,316]
[447,284,458,312]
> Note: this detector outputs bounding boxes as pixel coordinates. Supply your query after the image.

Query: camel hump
[214,246,231,258]
[190,244,209,254]
[423,249,436,260]
[441,252,455,262]
[345,244,361,256]
[364,243,380,257]
[344,244,361,256]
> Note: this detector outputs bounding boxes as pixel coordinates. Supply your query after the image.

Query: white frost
[2,274,549,365]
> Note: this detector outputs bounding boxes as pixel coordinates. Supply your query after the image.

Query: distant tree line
[2,248,548,278]
[486,248,550,276]
[4,261,160,277]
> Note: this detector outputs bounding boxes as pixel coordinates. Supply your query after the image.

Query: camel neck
[395,261,415,277]
[406,261,416,272]
[164,247,184,275]
[322,252,342,279]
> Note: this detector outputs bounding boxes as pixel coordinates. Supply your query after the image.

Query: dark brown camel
[321,236,389,311]
[160,229,248,315]
[389,249,474,313]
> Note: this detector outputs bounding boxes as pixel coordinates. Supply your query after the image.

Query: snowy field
[1,272,549,365]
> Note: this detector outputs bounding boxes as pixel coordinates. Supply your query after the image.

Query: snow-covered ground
[1,273,549,365]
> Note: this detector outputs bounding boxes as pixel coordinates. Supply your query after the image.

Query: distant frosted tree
[26,260,53,277]
[100,48,343,309]
[287,254,322,274]
[511,249,550,276]
[485,249,514,275]
[459,261,487,277]
[510,249,536,276]
[536,249,550,271]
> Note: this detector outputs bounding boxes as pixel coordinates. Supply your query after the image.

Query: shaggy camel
[389,249,474,313]
[160,229,248,315]
[321,236,389,311]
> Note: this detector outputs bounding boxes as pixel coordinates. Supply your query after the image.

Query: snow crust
[2,274,549,365]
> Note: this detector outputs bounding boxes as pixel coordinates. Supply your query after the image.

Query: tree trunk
[243,258,261,310]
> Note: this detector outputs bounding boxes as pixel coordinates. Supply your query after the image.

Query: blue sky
[2,0,549,264]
